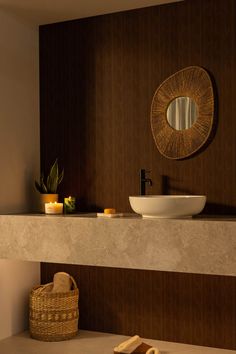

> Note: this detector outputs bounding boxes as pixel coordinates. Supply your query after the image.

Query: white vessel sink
[129,195,206,218]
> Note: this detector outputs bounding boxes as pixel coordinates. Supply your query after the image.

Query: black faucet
[140,169,152,195]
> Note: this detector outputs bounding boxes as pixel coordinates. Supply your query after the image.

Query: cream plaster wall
[0,10,40,340]
[0,9,39,214]
[0,259,40,340]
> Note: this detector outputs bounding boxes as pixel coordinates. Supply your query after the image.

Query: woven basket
[29,276,79,342]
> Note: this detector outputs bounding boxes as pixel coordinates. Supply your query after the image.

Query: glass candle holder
[64,196,76,214]
[45,202,63,214]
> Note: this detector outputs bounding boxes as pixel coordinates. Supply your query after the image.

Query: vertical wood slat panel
[41,263,236,350]
[39,0,236,215]
[39,0,236,349]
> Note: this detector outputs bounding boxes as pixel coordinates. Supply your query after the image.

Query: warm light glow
[45,202,63,214]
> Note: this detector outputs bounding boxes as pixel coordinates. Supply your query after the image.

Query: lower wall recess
[41,263,236,350]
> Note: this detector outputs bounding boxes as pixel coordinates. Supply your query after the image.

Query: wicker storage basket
[29,276,79,342]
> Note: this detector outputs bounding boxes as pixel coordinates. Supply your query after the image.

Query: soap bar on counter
[97,207,123,217]
[104,208,116,214]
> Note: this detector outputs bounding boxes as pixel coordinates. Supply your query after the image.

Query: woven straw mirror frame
[150,66,214,159]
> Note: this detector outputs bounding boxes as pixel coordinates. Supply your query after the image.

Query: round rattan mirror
[150,66,214,159]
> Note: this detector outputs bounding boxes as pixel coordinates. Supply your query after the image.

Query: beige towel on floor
[114,335,142,353]
[114,336,159,354]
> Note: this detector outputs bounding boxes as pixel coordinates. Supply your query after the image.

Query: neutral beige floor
[0,330,235,354]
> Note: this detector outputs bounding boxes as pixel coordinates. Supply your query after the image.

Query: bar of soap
[104,208,116,214]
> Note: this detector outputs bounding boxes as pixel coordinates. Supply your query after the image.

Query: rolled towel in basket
[114,335,159,354]
[51,272,72,293]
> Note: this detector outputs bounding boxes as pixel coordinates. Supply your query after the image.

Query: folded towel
[114,336,159,354]
[51,272,72,293]
[114,335,142,353]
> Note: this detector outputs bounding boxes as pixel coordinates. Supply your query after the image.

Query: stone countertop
[0,214,235,276]
[0,330,235,354]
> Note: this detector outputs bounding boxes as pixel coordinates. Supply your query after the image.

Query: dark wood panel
[41,263,236,350]
[39,0,236,215]
[39,2,236,349]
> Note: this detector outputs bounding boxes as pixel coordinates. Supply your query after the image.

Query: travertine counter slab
[0,214,235,276]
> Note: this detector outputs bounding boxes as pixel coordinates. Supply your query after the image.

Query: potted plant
[35,159,64,213]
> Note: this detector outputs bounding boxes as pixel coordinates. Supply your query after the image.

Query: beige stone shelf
[0,214,235,276]
[0,330,235,354]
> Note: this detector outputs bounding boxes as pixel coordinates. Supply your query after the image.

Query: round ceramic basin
[129,195,206,218]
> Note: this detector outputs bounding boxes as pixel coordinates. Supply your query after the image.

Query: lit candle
[45,202,63,214]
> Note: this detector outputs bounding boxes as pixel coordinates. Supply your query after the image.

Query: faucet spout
[140,169,152,195]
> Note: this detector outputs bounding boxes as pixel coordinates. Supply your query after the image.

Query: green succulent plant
[35,159,64,194]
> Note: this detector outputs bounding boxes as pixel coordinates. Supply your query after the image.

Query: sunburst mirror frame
[150,66,214,159]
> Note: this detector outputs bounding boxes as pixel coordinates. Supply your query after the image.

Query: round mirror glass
[167,96,198,130]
